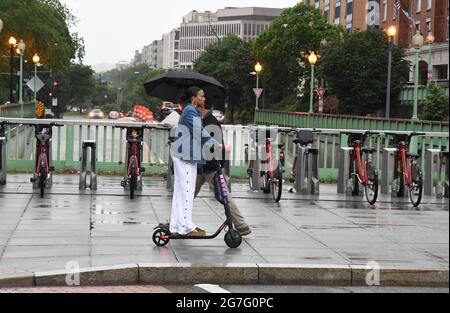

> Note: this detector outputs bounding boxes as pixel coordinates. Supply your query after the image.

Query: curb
[0,264,448,288]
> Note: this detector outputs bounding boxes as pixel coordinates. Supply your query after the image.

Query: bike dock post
[79,140,97,190]
[337,147,353,194]
[294,144,320,195]
[0,135,6,185]
[439,151,449,198]
[381,148,397,195]
[424,149,441,196]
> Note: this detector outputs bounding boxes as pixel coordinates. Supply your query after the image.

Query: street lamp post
[308,51,318,114]
[254,62,262,111]
[412,31,424,121]
[385,26,396,119]
[426,32,435,86]
[17,40,26,117]
[0,18,3,33]
[32,54,40,103]
[8,36,17,104]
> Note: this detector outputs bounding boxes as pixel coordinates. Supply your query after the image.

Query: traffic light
[52,80,60,98]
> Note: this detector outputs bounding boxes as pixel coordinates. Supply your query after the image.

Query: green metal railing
[400,84,449,104]
[255,110,449,133]
[0,102,36,118]
[1,119,449,181]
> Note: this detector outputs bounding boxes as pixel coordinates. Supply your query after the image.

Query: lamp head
[387,25,397,38]
[308,51,317,65]
[255,62,263,73]
[32,53,40,64]
[426,32,435,44]
[8,36,17,46]
[18,39,26,55]
[412,31,424,48]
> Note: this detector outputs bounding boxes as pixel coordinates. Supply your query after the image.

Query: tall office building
[179,7,284,69]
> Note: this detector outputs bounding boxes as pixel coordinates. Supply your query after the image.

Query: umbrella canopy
[143,71,227,104]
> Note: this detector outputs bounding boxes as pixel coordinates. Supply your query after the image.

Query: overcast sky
[60,0,301,67]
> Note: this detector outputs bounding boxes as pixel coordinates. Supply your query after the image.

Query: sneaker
[236,225,252,236]
[186,229,206,237]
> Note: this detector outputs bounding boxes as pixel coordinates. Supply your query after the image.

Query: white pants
[170,157,198,235]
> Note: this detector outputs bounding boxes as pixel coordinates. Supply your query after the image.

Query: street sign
[253,88,264,100]
[26,76,44,93]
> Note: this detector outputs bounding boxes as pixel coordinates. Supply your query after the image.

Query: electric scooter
[152,166,242,249]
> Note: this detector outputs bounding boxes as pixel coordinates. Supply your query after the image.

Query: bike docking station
[425,149,449,198]
[337,146,362,195]
[79,140,97,190]
[292,129,320,195]
[0,122,7,186]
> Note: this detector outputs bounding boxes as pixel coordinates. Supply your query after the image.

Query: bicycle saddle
[362,147,377,154]
[293,130,314,146]
[36,133,51,143]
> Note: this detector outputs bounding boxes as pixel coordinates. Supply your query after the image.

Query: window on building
[416,0,421,12]
[324,8,330,22]
[335,1,341,24]
[425,19,431,33]
[315,0,320,9]
[415,21,421,32]
[427,0,432,10]
[383,0,387,21]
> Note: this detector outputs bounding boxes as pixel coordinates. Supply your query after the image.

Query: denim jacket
[172,103,219,164]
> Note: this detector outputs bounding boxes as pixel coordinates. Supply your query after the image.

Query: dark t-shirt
[199,110,225,174]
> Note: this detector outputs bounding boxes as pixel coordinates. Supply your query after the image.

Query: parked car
[88,109,104,119]
[212,110,225,124]
[158,102,182,121]
[108,111,119,119]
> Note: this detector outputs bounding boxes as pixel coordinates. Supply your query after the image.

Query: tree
[253,3,341,110]
[58,64,96,112]
[321,28,409,116]
[195,36,256,123]
[0,0,85,103]
[421,82,449,121]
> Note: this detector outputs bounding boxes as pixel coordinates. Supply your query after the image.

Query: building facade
[162,29,180,69]
[179,7,283,69]
[304,0,449,82]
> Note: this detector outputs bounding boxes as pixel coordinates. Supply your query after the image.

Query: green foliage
[0,0,85,103]
[194,36,256,123]
[59,64,96,111]
[321,28,409,115]
[253,3,341,109]
[421,83,449,121]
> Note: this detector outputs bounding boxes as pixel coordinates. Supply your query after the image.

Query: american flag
[393,0,401,20]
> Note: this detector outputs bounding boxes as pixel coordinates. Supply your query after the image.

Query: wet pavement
[0,174,448,273]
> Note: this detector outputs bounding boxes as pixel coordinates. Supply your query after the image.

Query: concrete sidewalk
[0,174,448,286]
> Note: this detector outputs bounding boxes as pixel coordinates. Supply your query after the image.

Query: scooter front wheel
[224,229,242,249]
[152,228,170,247]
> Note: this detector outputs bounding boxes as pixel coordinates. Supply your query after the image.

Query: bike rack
[79,140,97,190]
[338,147,362,195]
[0,136,6,186]
[424,149,441,197]
[293,132,320,195]
[381,148,397,195]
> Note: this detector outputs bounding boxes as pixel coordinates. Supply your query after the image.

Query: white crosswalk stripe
[195,284,231,293]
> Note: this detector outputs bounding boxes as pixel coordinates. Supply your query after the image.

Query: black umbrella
[143,71,227,104]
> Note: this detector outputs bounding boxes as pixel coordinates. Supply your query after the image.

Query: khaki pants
[194,171,248,228]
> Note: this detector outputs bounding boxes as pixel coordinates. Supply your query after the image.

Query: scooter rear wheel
[224,230,242,249]
[153,228,170,247]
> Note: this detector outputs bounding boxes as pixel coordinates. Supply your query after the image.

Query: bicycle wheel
[39,162,46,198]
[350,159,359,196]
[262,172,271,194]
[394,170,405,197]
[409,164,423,207]
[130,160,137,199]
[364,162,379,205]
[271,163,283,203]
